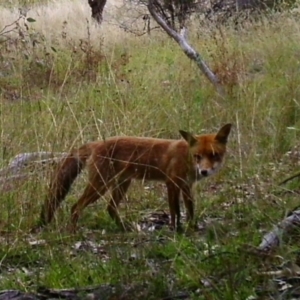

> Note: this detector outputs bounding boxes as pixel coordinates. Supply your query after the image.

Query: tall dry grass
[0,0,149,47]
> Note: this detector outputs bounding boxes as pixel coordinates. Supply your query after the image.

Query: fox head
[179,123,232,180]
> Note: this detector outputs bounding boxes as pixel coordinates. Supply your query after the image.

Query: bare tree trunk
[88,0,108,24]
[147,0,225,97]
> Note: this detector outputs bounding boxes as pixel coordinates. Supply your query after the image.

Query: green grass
[1,0,300,298]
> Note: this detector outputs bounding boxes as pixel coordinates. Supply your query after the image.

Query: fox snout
[197,164,221,178]
[200,169,208,177]
[196,158,223,179]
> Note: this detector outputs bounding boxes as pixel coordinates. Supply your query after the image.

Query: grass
[1,0,300,298]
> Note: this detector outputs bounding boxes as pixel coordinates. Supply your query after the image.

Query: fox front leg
[166,181,182,232]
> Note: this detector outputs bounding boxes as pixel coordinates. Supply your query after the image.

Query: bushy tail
[39,144,92,227]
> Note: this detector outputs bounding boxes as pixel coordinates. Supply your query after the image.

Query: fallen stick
[279,170,300,185]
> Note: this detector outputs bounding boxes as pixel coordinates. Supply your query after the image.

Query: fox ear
[179,130,198,146]
[215,123,232,144]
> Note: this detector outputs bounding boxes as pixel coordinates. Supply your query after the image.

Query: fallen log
[258,210,300,252]
[0,152,67,192]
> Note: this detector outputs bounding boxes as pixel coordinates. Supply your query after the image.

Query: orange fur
[38,124,232,232]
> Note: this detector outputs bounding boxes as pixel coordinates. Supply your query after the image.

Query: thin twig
[0,16,23,35]
[279,170,300,185]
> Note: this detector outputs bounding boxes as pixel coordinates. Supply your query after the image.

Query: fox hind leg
[108,178,132,230]
[181,183,196,229]
[70,175,109,232]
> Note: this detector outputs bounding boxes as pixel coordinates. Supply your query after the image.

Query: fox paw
[30,221,46,234]
[66,223,78,234]
[169,224,184,233]
[119,220,134,232]
[187,221,198,231]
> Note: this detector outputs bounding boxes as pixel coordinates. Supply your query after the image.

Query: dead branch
[147,0,225,97]
[258,210,300,252]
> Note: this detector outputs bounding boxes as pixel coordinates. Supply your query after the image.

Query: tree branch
[147,0,225,97]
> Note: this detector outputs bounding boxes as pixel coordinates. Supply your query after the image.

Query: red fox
[38,124,231,232]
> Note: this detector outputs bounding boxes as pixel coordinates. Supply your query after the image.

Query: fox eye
[211,153,220,160]
[194,154,202,161]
